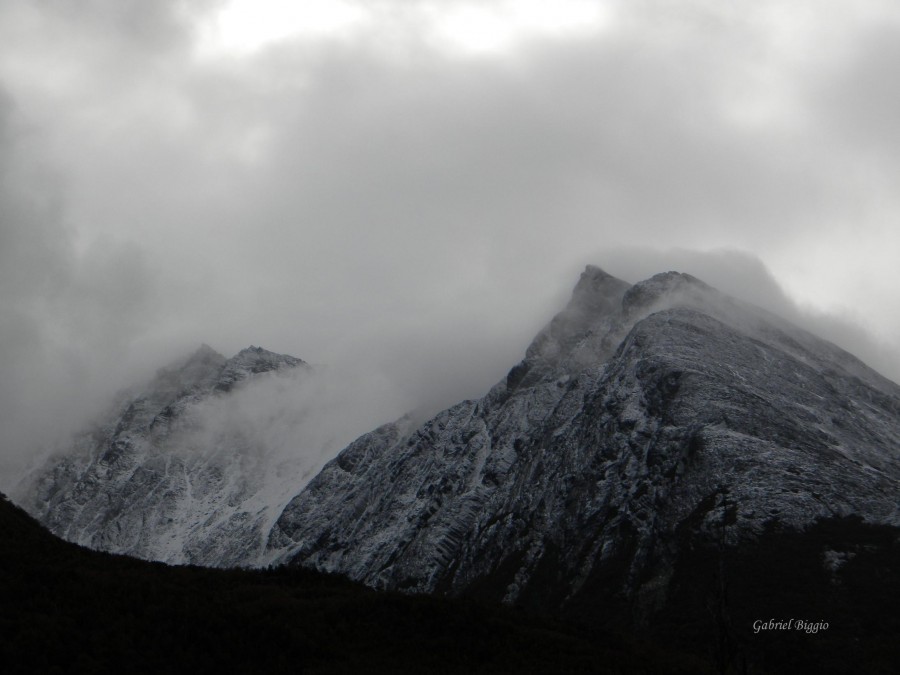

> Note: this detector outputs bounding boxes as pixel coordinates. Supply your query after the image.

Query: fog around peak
[2,1,900,487]
[592,247,900,385]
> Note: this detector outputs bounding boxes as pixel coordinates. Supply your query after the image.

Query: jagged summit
[232,344,304,369]
[512,266,731,391]
[178,343,301,367]
[216,345,306,392]
[143,341,307,415]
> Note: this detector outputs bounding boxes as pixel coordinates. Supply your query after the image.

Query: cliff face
[268,267,900,617]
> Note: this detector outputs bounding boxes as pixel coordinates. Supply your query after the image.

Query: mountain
[15,345,318,567]
[16,265,900,670]
[267,266,900,669]
[269,267,900,587]
[1,492,691,675]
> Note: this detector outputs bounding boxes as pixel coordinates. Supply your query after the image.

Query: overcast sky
[2,0,899,482]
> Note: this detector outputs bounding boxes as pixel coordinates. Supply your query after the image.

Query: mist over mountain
[4,4,900,672]
[13,264,900,672]
[4,2,900,504]
[269,267,900,596]
[12,345,413,566]
[263,265,900,670]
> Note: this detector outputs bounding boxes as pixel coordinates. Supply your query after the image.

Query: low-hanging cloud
[0,89,169,486]
[159,361,416,517]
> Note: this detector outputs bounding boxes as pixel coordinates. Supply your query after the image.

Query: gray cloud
[2,1,899,487]
[0,85,165,486]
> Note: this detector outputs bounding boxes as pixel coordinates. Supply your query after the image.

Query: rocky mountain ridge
[267,267,900,620]
[17,345,310,566]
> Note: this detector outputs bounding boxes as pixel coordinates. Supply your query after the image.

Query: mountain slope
[16,345,317,567]
[268,267,900,628]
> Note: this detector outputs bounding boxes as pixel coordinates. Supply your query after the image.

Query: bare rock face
[268,268,900,620]
[18,346,309,567]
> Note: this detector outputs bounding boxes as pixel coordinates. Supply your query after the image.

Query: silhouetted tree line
[2,491,898,674]
[0,493,689,674]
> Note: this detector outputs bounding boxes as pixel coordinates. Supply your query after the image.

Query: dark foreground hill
[0,492,698,675]
[5,495,899,675]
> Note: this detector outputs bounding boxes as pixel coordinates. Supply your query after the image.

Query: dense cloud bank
[2,1,899,485]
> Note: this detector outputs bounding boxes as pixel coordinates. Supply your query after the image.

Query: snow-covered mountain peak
[511,268,727,391]
[15,344,316,566]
